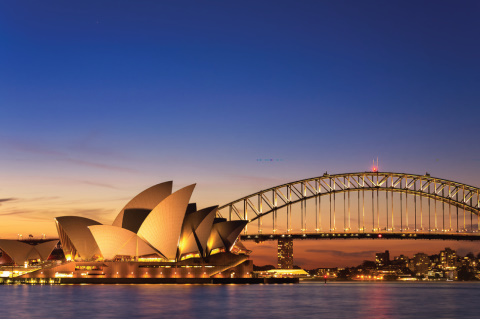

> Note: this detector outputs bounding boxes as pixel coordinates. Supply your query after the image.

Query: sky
[1,1,479,269]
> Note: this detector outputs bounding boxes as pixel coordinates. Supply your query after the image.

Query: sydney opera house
[0,182,252,282]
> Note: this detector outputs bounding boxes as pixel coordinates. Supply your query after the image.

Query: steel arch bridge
[216,172,480,241]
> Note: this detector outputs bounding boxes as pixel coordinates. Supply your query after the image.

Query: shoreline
[0,277,299,285]
[301,278,479,283]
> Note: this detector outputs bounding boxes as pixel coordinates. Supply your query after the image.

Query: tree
[337,268,351,280]
[361,260,376,269]
[384,274,397,281]
[400,267,414,276]
[458,266,476,281]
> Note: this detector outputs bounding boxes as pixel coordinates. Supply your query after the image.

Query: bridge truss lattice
[216,172,480,238]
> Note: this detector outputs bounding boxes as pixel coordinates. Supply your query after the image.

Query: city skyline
[307,246,477,282]
[1,1,480,269]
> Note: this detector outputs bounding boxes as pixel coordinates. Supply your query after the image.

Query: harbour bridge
[216,172,480,243]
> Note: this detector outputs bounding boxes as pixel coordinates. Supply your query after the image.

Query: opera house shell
[0,240,59,266]
[7,182,252,281]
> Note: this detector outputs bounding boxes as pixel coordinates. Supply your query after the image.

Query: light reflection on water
[1,282,480,318]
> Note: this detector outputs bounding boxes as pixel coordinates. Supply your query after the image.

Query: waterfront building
[277,238,293,269]
[255,268,309,278]
[1,182,252,280]
[315,267,338,278]
[391,255,410,271]
[460,254,477,269]
[428,254,440,269]
[412,253,431,276]
[375,250,390,268]
[440,247,457,270]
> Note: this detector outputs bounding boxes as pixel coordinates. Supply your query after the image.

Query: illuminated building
[277,238,293,269]
[256,268,309,278]
[375,250,390,267]
[440,247,457,270]
[392,255,409,269]
[412,252,430,276]
[7,182,252,280]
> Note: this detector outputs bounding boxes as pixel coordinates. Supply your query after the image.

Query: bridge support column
[277,238,293,269]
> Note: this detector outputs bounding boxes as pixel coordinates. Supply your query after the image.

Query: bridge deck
[241,232,480,241]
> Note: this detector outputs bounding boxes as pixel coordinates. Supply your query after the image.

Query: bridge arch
[217,172,480,236]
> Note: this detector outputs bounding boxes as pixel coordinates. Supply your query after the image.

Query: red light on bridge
[378,234,382,238]
[372,158,379,172]
[324,275,327,279]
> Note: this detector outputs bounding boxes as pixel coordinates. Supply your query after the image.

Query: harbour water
[2,281,480,318]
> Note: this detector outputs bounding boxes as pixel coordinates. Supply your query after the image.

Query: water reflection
[1,282,480,318]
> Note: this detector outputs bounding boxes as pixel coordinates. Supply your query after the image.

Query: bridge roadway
[241,232,480,242]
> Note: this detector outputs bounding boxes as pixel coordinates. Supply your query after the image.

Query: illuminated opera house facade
[0,182,252,281]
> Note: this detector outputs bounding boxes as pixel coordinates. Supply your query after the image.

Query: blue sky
[1,1,479,267]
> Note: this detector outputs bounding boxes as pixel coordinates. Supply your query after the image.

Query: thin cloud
[15,197,60,203]
[0,198,17,207]
[67,208,116,224]
[455,246,478,256]
[1,138,65,156]
[0,197,61,209]
[2,137,136,173]
[78,180,120,190]
[0,208,51,221]
[0,207,115,224]
[0,211,23,216]
[294,256,318,268]
[64,157,137,173]
[71,130,129,159]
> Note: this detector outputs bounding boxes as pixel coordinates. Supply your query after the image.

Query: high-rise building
[375,250,390,267]
[412,252,430,276]
[391,254,409,270]
[277,238,293,269]
[440,247,457,270]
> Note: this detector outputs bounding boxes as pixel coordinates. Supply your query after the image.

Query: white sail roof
[89,225,158,260]
[55,216,101,260]
[137,184,195,260]
[0,240,40,265]
[112,181,173,229]
[207,220,247,254]
[178,206,217,257]
[34,240,59,261]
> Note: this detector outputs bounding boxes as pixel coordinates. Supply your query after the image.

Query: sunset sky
[1,1,479,269]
